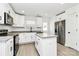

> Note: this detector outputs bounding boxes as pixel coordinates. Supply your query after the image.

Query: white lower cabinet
[0,43,5,56]
[5,38,13,56]
[19,33,57,56]
[35,36,57,56]
[19,33,36,44]
[0,38,13,56]
[13,14,25,27]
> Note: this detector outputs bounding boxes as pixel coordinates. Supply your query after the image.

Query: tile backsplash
[0,25,26,32]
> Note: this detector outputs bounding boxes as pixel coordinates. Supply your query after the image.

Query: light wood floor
[57,43,79,56]
[17,43,39,56]
[16,43,79,56]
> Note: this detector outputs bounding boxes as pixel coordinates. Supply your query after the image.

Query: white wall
[42,17,51,33]
[65,5,79,50]
[49,4,79,51]
[0,25,12,32]
[25,16,51,32]
[49,16,56,34]
[0,25,27,32]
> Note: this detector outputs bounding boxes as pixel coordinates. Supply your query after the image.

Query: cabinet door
[19,33,36,44]
[39,38,57,56]
[31,34,36,42]
[36,17,43,27]
[6,38,13,56]
[24,33,36,43]
[35,36,42,55]
[0,43,5,56]
[19,33,25,44]
[37,40,42,55]
[13,14,19,26]
[16,15,24,27]
[0,4,5,24]
[19,33,31,44]
[25,35,31,42]
[13,14,25,27]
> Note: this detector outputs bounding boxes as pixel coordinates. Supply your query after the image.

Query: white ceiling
[11,3,79,17]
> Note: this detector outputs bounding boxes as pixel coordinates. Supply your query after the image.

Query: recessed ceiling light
[60,3,64,4]
[22,10,24,13]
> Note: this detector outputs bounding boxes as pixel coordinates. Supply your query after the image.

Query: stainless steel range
[0,29,8,36]
[0,29,19,56]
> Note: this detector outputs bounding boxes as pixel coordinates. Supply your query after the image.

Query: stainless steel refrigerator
[55,20,65,45]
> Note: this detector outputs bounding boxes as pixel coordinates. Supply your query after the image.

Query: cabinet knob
[37,42,38,45]
[10,41,12,43]
[10,46,12,52]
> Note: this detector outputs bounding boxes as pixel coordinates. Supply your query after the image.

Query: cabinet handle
[10,47,12,52]
[37,42,38,45]
[36,42,38,45]
[10,41,12,43]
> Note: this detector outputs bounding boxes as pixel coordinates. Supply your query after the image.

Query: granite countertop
[10,31,43,33]
[8,33,19,36]
[36,33,57,38]
[0,33,18,42]
[8,31,43,36]
[0,31,43,42]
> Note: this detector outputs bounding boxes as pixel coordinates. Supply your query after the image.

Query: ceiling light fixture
[22,10,24,13]
[60,3,64,4]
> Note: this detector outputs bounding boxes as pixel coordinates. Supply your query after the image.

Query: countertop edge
[36,34,57,38]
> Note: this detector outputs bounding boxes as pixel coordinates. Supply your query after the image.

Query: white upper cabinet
[0,3,25,27]
[0,3,15,24]
[0,4,6,24]
[0,37,13,56]
[13,14,25,27]
[36,17,43,27]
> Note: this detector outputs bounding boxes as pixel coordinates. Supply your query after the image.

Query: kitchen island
[5,31,57,56]
[35,33,57,56]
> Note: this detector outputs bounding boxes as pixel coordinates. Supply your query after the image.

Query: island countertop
[36,33,57,38]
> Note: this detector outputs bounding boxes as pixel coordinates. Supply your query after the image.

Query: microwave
[4,12,13,25]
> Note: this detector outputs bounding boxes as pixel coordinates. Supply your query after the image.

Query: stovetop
[0,29,8,36]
